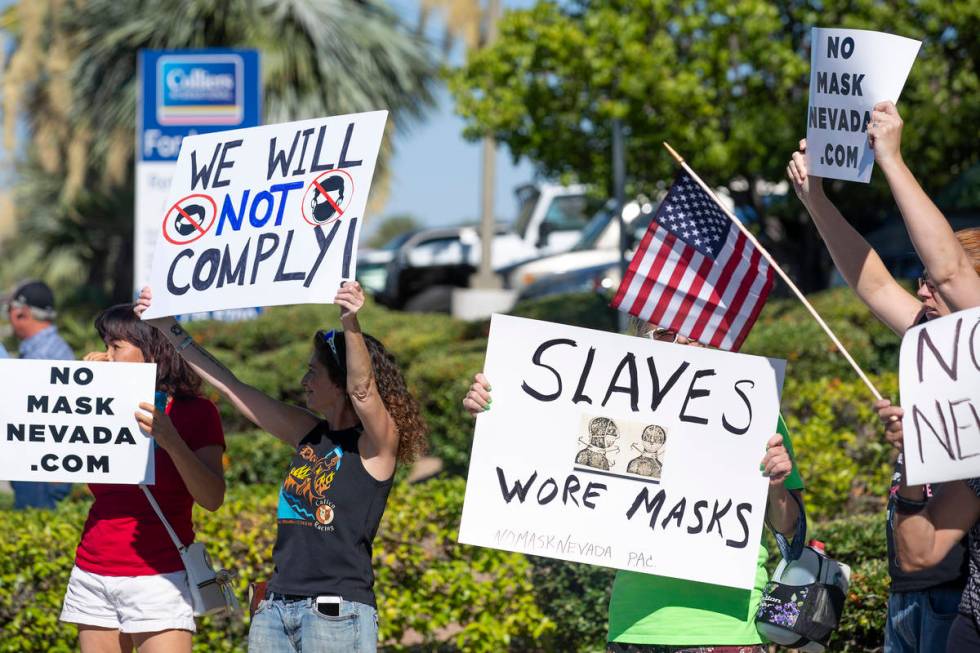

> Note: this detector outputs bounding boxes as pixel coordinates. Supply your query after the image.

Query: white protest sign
[900,306,980,485]
[458,314,786,590]
[0,360,157,484]
[142,110,388,318]
[806,27,920,183]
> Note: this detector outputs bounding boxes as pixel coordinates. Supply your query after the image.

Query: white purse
[140,484,239,617]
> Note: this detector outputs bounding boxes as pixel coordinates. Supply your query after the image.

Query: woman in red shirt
[59,304,226,653]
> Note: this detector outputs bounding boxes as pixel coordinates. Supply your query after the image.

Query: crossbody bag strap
[140,484,187,554]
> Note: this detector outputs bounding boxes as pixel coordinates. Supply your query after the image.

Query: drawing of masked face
[632,424,666,456]
[174,203,207,236]
[311,175,346,223]
[576,417,620,468]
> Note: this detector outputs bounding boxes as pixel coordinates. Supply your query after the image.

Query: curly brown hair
[95,304,203,399]
[314,330,428,463]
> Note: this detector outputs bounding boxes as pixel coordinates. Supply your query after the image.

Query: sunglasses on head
[315,329,343,369]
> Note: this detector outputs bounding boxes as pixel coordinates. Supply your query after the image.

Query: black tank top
[268,422,393,606]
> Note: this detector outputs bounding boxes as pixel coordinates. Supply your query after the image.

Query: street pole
[470,0,501,290]
[612,118,628,333]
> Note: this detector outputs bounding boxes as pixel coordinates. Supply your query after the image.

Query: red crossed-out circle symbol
[301,169,355,227]
[162,194,217,245]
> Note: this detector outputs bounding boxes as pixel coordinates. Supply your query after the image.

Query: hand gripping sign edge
[162,194,218,245]
[301,169,355,227]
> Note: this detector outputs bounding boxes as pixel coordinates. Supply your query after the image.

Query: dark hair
[95,304,202,399]
[316,175,345,200]
[314,330,427,464]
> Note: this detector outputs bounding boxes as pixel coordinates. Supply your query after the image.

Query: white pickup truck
[374,183,599,312]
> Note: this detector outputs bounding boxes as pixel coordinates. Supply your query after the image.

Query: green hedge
[811,513,889,652]
[743,286,901,380]
[0,480,552,652]
[0,483,893,652]
[403,345,487,477]
[783,373,897,522]
[9,287,909,652]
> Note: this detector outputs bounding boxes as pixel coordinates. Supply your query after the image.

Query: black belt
[268,591,313,602]
[268,591,343,602]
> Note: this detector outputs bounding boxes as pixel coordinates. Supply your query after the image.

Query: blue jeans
[885,588,961,653]
[248,596,378,652]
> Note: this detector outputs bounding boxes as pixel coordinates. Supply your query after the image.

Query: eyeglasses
[315,329,343,369]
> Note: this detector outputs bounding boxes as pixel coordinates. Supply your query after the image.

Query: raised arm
[869,102,980,311]
[335,281,398,480]
[788,139,922,335]
[135,403,225,512]
[762,432,802,537]
[135,288,318,447]
[876,399,980,570]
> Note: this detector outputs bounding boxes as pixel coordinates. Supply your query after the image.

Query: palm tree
[1,0,436,304]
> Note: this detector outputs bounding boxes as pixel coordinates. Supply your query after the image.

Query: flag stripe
[629,230,678,317]
[728,267,775,351]
[708,245,763,348]
[612,217,658,308]
[615,224,666,312]
[647,237,696,328]
[689,230,747,342]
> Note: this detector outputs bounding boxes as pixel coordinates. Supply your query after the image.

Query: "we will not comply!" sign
[143,110,387,318]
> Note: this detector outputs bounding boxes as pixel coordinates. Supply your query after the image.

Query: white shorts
[60,565,196,633]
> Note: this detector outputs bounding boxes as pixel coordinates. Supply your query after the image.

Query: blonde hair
[954,227,980,275]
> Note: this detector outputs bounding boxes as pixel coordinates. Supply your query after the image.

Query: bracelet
[176,335,195,352]
[894,492,928,515]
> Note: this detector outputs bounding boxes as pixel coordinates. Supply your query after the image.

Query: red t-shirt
[74,396,225,576]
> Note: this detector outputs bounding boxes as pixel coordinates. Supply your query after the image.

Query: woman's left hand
[761,433,792,486]
[135,402,182,452]
[875,398,905,452]
[335,280,364,326]
[867,101,904,167]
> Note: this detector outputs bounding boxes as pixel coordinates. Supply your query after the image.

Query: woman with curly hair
[135,281,426,653]
[60,304,225,653]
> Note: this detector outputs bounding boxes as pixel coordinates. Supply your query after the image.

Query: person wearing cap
[4,280,75,509]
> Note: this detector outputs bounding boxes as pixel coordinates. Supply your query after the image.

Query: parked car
[355,230,418,295]
[502,197,656,294]
[375,183,603,312]
[518,259,626,301]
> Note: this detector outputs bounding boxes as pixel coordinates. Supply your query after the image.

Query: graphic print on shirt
[277,444,343,532]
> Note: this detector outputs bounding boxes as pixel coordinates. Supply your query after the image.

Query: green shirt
[607,415,804,646]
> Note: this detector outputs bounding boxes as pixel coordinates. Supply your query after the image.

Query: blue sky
[380,0,538,234]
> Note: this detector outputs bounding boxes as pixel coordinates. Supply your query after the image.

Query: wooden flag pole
[662,142,883,401]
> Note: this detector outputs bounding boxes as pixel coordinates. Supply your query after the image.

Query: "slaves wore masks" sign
[458,315,786,590]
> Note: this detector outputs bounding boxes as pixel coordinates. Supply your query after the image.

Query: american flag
[611,169,774,351]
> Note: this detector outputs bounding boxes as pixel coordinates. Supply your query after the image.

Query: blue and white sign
[135,49,260,310]
[157,55,244,126]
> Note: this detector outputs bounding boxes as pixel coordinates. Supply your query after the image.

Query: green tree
[1,0,437,306]
[367,213,421,248]
[448,0,980,290]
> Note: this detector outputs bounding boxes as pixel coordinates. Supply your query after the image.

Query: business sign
[806,28,920,183]
[900,307,980,485]
[136,49,260,320]
[141,111,387,318]
[458,314,786,590]
[0,360,157,484]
